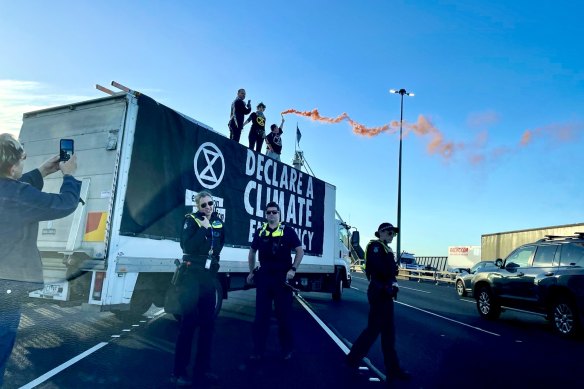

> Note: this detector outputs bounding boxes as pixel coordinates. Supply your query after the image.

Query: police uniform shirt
[181,212,225,259]
[251,223,301,272]
[365,240,398,284]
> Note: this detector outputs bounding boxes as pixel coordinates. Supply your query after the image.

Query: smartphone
[59,139,74,161]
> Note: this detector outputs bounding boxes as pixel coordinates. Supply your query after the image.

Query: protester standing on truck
[243,102,267,153]
[228,88,252,142]
[171,191,225,387]
[0,133,80,386]
[346,222,411,383]
[265,115,285,161]
[247,201,304,361]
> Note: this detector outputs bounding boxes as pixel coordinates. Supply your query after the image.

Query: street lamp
[389,88,414,262]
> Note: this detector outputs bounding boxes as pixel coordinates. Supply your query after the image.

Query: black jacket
[180,212,225,270]
[364,239,398,284]
[228,98,252,130]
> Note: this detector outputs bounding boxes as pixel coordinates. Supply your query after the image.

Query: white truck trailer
[18,90,352,316]
[447,246,481,270]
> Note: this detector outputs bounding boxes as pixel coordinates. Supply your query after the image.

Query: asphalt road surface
[4,273,583,388]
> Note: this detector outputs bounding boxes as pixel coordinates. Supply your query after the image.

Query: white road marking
[296,296,350,354]
[19,308,166,387]
[296,295,387,382]
[399,286,431,294]
[19,342,108,389]
[396,301,501,336]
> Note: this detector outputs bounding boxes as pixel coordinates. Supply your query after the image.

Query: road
[4,273,583,388]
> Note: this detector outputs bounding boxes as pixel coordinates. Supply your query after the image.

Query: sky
[1,0,583,256]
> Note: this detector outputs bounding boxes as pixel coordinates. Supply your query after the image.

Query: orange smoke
[282,108,583,164]
[282,107,457,158]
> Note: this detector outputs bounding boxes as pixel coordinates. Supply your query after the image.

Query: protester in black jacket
[228,88,252,142]
[0,133,81,386]
[171,191,225,387]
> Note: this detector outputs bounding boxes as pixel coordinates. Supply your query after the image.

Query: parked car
[455,261,498,297]
[471,233,584,337]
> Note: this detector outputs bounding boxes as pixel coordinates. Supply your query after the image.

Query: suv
[471,233,584,337]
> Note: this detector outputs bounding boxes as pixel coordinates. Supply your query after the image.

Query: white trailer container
[447,246,481,270]
[18,91,352,315]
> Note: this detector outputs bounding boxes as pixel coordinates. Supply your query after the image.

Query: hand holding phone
[59,154,77,176]
[59,139,74,162]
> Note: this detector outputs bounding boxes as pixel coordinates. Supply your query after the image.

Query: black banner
[119,95,325,255]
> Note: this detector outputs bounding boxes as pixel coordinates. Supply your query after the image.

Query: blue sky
[1,0,582,255]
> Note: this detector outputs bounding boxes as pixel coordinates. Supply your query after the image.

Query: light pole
[390,88,414,261]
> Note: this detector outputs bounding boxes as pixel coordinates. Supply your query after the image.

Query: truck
[481,223,584,261]
[17,87,354,316]
[447,246,481,271]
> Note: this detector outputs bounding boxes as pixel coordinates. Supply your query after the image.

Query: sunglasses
[199,201,214,208]
[266,210,279,215]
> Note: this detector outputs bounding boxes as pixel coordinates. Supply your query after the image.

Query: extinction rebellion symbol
[194,142,225,189]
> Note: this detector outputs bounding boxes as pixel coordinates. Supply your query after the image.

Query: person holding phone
[228,88,252,142]
[0,133,80,386]
[171,191,225,387]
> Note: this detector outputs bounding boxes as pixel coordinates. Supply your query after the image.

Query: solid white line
[296,296,350,354]
[396,301,501,336]
[19,342,109,389]
[399,286,431,294]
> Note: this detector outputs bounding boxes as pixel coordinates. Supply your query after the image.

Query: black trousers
[173,271,217,377]
[248,131,263,153]
[252,270,293,355]
[347,288,400,374]
[229,120,243,142]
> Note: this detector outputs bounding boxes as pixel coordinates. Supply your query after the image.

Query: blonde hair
[195,191,213,208]
[0,133,24,176]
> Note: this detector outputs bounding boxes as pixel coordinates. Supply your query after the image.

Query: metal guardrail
[397,268,457,284]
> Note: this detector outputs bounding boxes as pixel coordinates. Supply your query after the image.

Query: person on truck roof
[171,190,225,387]
[0,133,81,386]
[228,88,252,142]
[346,222,411,383]
[247,201,304,362]
[265,115,285,161]
[244,102,267,153]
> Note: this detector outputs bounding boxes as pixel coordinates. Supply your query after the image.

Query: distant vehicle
[399,252,425,271]
[447,245,481,270]
[455,261,497,297]
[472,233,584,337]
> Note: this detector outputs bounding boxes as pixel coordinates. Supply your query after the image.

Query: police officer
[171,191,225,387]
[346,222,410,383]
[247,201,304,360]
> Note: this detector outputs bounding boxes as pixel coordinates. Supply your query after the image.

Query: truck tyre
[476,286,500,320]
[332,270,344,301]
[551,297,580,338]
[114,290,153,321]
[213,277,223,318]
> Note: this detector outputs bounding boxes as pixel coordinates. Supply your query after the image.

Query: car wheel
[476,286,500,320]
[551,297,580,337]
[456,280,466,297]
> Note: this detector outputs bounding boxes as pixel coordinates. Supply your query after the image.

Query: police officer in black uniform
[247,201,304,360]
[171,191,225,387]
[346,222,411,383]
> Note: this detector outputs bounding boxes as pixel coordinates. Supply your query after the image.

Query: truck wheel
[114,290,153,321]
[332,271,344,301]
[213,278,223,318]
[456,280,466,297]
[551,297,580,337]
[476,286,500,320]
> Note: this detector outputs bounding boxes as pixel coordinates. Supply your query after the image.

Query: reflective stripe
[259,222,285,237]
